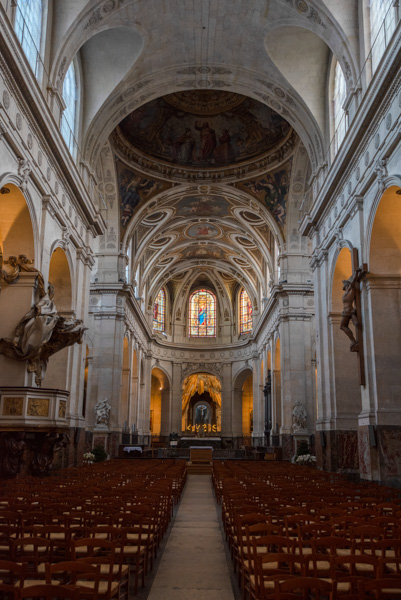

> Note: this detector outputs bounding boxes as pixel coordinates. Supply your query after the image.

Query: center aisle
[147,474,235,600]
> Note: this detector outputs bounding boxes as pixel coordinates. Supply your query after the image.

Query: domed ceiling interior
[117,90,292,169]
[111,90,300,329]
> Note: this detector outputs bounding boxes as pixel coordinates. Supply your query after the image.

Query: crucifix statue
[340,248,367,385]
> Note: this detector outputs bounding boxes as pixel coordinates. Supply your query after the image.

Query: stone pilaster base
[316,429,359,473]
[359,425,401,486]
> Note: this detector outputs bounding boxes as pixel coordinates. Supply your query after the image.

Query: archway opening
[368,186,401,410]
[40,247,73,390]
[242,374,253,438]
[182,373,221,436]
[151,367,170,437]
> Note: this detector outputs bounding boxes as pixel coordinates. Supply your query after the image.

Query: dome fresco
[117,90,292,169]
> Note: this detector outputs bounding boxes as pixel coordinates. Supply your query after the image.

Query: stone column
[220,363,233,438]
[252,354,264,445]
[232,386,243,439]
[160,389,171,436]
[137,352,152,439]
[171,362,182,434]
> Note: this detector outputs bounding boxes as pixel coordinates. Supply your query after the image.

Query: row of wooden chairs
[213,461,401,599]
[0,459,187,597]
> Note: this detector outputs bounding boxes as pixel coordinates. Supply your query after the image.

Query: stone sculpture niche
[0,255,87,387]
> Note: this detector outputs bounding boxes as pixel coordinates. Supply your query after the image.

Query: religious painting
[153,288,166,332]
[117,161,167,229]
[2,397,23,416]
[118,90,291,168]
[176,195,230,217]
[240,289,253,334]
[27,398,49,417]
[181,245,225,260]
[189,290,216,337]
[186,223,220,239]
[237,160,292,226]
[58,400,67,419]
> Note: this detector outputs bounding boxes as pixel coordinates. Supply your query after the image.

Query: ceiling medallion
[164,90,245,116]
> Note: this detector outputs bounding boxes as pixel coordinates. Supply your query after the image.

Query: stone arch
[85,77,324,173]
[233,366,253,439]
[0,183,37,386]
[0,182,36,264]
[181,371,222,434]
[328,246,361,447]
[44,247,74,390]
[365,184,401,416]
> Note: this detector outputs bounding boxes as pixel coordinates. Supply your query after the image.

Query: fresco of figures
[117,162,168,228]
[237,159,293,226]
[118,91,291,168]
[176,195,230,218]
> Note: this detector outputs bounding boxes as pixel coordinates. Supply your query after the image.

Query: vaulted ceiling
[58,0,357,314]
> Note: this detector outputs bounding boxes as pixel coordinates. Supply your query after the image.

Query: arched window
[15,0,43,76]
[370,0,396,72]
[333,61,347,153]
[189,289,216,337]
[61,61,78,156]
[153,289,165,332]
[240,289,253,334]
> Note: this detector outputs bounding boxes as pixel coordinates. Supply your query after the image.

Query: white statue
[94,399,111,427]
[292,401,307,431]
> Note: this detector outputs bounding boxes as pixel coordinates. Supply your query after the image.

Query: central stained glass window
[240,289,253,334]
[153,289,165,332]
[189,289,216,337]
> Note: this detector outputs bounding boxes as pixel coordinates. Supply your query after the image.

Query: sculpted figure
[292,401,307,431]
[340,268,361,351]
[0,432,26,478]
[0,255,86,386]
[95,399,111,427]
[31,432,69,476]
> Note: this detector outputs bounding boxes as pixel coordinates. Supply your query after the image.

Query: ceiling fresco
[117,90,292,170]
[235,158,293,227]
[117,160,172,229]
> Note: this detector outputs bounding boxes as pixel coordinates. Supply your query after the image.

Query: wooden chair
[254,553,304,600]
[72,537,121,600]
[0,583,22,600]
[357,577,401,599]
[0,560,26,587]
[11,537,52,585]
[45,560,101,600]
[20,584,80,600]
[274,576,334,599]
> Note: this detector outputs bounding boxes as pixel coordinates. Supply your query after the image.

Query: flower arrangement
[295,454,317,466]
[83,452,95,461]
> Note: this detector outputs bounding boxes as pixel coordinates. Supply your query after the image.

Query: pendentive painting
[118,90,291,168]
[117,161,167,228]
[236,159,293,226]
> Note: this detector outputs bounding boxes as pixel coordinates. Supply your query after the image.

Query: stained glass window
[15,0,43,76]
[189,290,216,337]
[153,289,165,332]
[240,289,253,334]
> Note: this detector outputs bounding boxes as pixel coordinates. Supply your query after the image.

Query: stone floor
[146,474,236,600]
